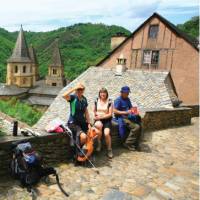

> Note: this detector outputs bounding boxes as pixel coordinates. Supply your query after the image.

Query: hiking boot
[123,143,136,151]
[107,149,113,159]
[96,141,101,152]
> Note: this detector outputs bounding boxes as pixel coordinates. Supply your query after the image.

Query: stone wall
[0,134,70,177]
[181,105,199,118]
[0,107,192,177]
[142,107,192,131]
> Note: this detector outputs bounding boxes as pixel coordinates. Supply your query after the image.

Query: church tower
[45,39,66,87]
[6,25,35,87]
[29,44,40,81]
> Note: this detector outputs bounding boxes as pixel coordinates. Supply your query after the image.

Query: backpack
[10,141,56,187]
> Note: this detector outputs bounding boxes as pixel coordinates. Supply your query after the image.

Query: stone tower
[29,44,40,82]
[6,25,35,87]
[45,39,66,87]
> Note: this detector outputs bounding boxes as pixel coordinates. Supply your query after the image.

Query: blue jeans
[113,117,126,138]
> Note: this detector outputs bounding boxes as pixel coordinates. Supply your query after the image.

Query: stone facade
[6,62,35,88]
[97,13,199,106]
[46,66,65,87]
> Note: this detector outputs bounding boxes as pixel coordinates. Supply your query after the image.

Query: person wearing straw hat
[62,82,91,147]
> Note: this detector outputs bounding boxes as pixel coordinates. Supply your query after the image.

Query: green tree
[177,16,199,38]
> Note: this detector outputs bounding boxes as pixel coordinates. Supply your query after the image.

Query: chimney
[115,53,127,76]
[111,32,127,50]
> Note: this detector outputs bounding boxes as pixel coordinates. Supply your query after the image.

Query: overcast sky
[0,0,198,32]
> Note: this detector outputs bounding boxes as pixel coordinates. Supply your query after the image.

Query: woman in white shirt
[93,88,113,159]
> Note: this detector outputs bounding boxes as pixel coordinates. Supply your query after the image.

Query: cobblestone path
[0,118,198,200]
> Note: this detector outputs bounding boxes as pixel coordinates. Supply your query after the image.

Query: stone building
[1,26,67,107]
[96,13,199,106]
[46,39,66,87]
[6,26,37,88]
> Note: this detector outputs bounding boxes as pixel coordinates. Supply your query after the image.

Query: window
[151,51,159,64]
[52,83,57,86]
[23,66,26,73]
[143,50,159,65]
[148,25,159,39]
[143,50,151,64]
[15,66,18,73]
[53,69,57,75]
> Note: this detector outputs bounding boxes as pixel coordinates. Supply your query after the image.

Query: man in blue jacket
[113,86,141,151]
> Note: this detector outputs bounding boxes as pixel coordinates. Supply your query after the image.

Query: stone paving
[0,117,199,200]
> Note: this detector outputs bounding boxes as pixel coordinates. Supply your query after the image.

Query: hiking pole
[61,125,99,174]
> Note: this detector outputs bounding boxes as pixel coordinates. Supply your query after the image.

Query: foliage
[0,23,130,81]
[0,98,42,126]
[177,16,199,38]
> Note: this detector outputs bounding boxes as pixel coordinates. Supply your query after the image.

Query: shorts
[98,118,112,130]
[68,122,88,136]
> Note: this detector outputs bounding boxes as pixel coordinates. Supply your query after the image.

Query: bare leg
[80,132,87,145]
[104,128,113,158]
[94,121,103,151]
[94,121,103,141]
[104,128,112,150]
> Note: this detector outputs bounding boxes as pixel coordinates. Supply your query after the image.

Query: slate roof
[26,96,55,106]
[7,26,32,63]
[97,12,199,66]
[50,39,63,67]
[0,84,29,95]
[29,45,38,64]
[29,80,62,96]
[34,67,177,133]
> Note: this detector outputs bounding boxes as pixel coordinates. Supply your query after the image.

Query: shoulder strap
[107,98,112,109]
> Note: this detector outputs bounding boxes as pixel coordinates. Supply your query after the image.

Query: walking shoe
[96,141,101,152]
[107,149,113,159]
[123,143,136,151]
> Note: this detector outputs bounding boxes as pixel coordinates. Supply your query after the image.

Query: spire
[29,44,38,64]
[50,38,63,67]
[7,25,31,63]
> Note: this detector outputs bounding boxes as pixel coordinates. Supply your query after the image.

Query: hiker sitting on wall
[93,88,113,159]
[62,83,91,148]
[113,86,141,151]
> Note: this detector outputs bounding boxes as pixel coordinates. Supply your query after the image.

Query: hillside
[0,23,130,82]
[0,16,198,83]
[177,16,199,38]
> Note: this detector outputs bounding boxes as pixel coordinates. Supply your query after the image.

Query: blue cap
[120,86,130,93]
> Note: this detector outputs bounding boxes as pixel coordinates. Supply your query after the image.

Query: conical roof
[50,38,63,67]
[7,25,31,63]
[29,44,38,64]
